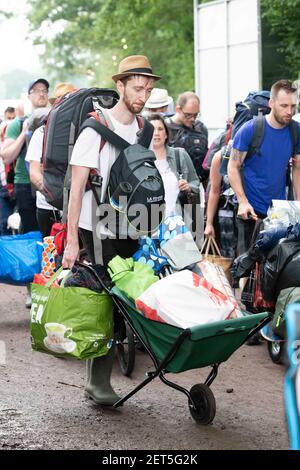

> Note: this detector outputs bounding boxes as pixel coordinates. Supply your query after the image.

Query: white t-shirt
[70,110,139,231]
[0,158,6,187]
[25,126,58,211]
[154,159,180,217]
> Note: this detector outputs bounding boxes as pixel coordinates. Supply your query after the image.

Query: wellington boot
[85,345,120,406]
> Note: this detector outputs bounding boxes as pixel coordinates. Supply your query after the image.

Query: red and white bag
[135,270,237,329]
[199,260,243,319]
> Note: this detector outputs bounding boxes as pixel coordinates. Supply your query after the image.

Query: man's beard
[123,92,144,114]
[273,109,292,126]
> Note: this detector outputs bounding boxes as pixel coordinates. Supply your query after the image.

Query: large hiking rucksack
[79,117,165,237]
[202,119,232,171]
[231,90,271,139]
[165,118,208,181]
[42,88,119,210]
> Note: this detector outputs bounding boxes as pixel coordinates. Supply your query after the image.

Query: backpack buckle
[89,173,103,187]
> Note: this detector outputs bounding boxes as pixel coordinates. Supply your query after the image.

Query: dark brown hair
[148,113,169,143]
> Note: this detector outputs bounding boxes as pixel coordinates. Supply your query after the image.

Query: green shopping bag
[107,256,159,302]
[30,268,114,359]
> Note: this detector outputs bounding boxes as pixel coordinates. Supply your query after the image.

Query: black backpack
[79,117,165,237]
[42,88,119,210]
[261,239,300,301]
[165,118,208,180]
[231,90,271,139]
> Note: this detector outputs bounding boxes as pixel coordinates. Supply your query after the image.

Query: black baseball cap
[28,78,50,94]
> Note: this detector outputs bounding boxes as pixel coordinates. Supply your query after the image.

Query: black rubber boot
[85,344,120,406]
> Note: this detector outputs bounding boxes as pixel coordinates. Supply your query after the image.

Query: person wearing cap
[0,78,50,308]
[1,78,50,234]
[25,82,77,237]
[62,55,160,406]
[143,87,173,117]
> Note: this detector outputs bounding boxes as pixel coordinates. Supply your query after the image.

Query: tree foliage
[26,0,300,97]
[261,0,300,79]
[26,0,194,98]
[0,10,13,20]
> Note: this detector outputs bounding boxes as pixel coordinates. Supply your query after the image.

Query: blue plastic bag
[0,231,43,285]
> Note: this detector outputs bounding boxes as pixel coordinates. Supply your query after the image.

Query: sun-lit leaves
[26,0,194,97]
[261,0,300,79]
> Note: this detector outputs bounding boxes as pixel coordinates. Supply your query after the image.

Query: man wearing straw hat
[62,55,161,406]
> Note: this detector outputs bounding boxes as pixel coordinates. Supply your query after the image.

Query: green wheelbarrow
[111,286,271,424]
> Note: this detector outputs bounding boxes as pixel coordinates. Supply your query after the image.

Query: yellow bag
[200,236,232,281]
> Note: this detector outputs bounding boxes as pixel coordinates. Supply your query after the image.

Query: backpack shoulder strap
[174,148,182,175]
[79,117,129,151]
[290,119,299,156]
[136,117,154,148]
[247,115,265,159]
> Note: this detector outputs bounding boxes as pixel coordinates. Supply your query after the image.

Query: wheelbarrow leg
[113,372,157,408]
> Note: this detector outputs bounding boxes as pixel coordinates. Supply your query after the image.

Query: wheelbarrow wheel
[116,322,135,377]
[189,383,216,425]
[267,340,286,365]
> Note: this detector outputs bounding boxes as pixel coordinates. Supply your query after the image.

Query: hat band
[123,67,153,75]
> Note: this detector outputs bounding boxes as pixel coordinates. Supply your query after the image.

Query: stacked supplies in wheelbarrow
[0,231,43,285]
[107,256,159,302]
[30,268,114,359]
[199,260,243,319]
[135,270,238,329]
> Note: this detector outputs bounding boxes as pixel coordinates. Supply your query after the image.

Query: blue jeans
[0,185,15,235]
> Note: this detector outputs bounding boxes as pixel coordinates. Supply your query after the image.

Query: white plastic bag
[135,270,236,329]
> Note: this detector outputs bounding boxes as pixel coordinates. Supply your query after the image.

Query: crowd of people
[0,54,300,407]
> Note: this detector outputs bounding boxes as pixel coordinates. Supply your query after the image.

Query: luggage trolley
[110,286,271,424]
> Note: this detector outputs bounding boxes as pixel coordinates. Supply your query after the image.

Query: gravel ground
[0,284,289,450]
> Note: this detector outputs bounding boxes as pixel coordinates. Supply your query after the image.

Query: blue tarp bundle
[0,231,43,285]
[254,223,300,255]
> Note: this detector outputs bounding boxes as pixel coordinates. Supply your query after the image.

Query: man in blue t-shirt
[228,79,300,253]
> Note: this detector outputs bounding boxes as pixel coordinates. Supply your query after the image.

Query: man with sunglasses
[165,91,208,182]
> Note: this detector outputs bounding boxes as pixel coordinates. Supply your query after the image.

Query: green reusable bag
[30,268,114,359]
[107,256,158,302]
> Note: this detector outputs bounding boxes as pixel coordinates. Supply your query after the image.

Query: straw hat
[145,88,173,109]
[112,55,161,82]
[49,82,77,104]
